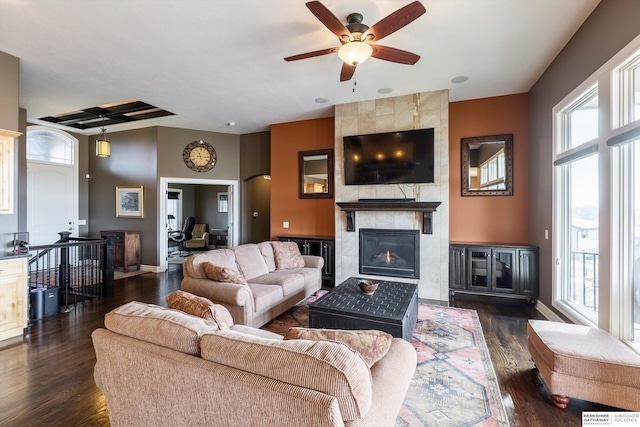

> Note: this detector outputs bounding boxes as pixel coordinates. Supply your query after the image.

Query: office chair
[169,216,195,257]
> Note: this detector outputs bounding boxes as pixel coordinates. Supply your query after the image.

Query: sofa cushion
[166,290,232,329]
[232,244,270,280]
[257,241,277,272]
[104,301,218,356]
[184,249,237,280]
[269,267,321,291]
[248,272,305,296]
[231,324,284,340]
[284,327,393,368]
[203,263,248,285]
[200,330,372,421]
[247,283,284,312]
[271,241,305,270]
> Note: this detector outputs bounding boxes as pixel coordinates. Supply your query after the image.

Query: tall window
[610,47,640,346]
[633,146,640,344]
[554,85,600,324]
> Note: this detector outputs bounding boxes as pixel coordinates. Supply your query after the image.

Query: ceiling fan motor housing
[346,13,369,38]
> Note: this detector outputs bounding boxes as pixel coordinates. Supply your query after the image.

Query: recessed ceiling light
[226,122,236,126]
[450,76,469,84]
[378,88,393,94]
[315,98,329,104]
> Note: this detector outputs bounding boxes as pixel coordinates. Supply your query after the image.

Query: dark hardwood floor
[0,267,613,426]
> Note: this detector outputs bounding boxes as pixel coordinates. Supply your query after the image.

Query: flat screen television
[343,128,435,185]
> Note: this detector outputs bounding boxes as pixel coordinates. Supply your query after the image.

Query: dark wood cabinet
[449,243,538,303]
[278,235,335,287]
[101,230,140,272]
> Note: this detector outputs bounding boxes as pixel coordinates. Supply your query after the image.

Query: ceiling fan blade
[284,47,339,61]
[340,63,355,82]
[370,44,420,65]
[364,1,426,42]
[306,1,351,40]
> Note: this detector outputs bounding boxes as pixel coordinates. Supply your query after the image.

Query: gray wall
[88,127,158,265]
[528,0,640,308]
[240,131,270,243]
[88,126,242,266]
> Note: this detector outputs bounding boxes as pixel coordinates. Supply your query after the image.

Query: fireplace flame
[386,250,391,264]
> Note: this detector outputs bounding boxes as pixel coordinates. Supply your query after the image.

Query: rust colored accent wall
[270,117,335,239]
[449,94,529,244]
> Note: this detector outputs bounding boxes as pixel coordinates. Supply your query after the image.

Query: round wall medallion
[182,140,217,172]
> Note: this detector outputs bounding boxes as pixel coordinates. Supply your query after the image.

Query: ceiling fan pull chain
[353,64,358,92]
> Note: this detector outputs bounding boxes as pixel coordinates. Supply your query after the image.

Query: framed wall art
[116,186,144,218]
[217,192,228,213]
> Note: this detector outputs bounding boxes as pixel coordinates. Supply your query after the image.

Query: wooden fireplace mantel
[336,200,442,234]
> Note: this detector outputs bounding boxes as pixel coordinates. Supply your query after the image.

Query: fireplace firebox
[359,229,419,279]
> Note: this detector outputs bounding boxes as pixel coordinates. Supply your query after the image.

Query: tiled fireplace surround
[334,90,449,301]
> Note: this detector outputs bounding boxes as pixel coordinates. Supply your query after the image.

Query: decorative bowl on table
[357,279,379,295]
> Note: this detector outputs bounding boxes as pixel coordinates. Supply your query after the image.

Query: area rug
[262,292,510,427]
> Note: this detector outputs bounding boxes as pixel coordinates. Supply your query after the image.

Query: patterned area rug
[262,292,510,427]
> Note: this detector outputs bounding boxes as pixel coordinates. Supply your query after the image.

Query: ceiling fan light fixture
[338,41,373,66]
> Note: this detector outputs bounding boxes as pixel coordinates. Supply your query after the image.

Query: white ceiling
[0,0,600,136]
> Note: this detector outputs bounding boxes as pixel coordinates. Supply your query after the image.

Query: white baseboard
[535,300,565,322]
[140,264,162,273]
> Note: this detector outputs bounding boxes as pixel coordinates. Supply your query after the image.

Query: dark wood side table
[100,230,140,272]
[309,277,418,341]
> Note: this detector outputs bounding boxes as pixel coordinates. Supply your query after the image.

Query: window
[26,129,74,164]
[554,35,640,345]
[554,81,600,324]
[610,46,640,346]
[0,130,20,214]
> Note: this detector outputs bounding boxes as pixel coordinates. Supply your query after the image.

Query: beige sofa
[181,242,323,327]
[92,301,417,427]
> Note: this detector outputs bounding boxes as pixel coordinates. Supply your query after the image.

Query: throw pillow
[283,327,393,368]
[271,241,305,270]
[202,262,247,285]
[166,290,230,330]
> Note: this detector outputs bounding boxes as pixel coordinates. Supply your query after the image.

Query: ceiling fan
[284,1,426,82]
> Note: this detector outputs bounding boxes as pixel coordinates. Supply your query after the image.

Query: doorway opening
[158,177,239,271]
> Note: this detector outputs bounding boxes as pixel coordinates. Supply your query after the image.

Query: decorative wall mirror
[299,149,334,199]
[461,134,513,196]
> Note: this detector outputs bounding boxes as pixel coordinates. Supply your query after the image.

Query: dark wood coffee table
[309,277,418,341]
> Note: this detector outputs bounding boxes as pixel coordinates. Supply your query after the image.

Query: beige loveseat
[181,241,323,327]
[92,301,417,427]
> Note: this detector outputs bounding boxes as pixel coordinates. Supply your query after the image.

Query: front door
[27,161,76,245]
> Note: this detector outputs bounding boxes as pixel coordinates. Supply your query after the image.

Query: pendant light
[96,116,111,157]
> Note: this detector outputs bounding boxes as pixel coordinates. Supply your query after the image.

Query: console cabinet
[278,235,334,287]
[449,243,538,303]
[100,230,140,272]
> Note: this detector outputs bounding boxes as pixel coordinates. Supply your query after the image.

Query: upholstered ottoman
[527,319,640,410]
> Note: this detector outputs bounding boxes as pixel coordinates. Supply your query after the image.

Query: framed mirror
[299,149,334,199]
[461,134,513,196]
